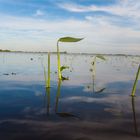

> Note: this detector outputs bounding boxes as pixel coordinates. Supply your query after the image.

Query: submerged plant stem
[131,65,140,96]
[93,57,96,78]
[131,97,138,136]
[46,87,50,115]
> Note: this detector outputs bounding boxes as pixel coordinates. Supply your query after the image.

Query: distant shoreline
[0,51,140,57]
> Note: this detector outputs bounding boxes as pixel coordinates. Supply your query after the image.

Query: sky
[0,0,140,54]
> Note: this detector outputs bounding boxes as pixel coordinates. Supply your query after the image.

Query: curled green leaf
[58,37,83,43]
[96,55,106,60]
[60,65,69,72]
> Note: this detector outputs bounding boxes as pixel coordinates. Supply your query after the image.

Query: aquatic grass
[57,37,83,80]
[131,64,140,97]
[43,52,51,88]
[47,52,50,88]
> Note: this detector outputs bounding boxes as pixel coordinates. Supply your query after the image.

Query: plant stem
[131,65,140,96]
[57,41,62,80]
[93,57,96,78]
[47,52,50,88]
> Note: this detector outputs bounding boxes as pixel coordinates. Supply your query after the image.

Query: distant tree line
[0,49,11,52]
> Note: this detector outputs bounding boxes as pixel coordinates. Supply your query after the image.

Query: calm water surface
[0,52,140,140]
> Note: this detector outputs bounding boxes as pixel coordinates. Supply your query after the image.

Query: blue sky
[0,0,140,54]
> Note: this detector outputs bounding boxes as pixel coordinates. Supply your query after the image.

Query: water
[0,52,140,140]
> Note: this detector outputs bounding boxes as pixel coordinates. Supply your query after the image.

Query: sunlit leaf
[58,37,83,43]
[60,65,69,72]
[96,55,106,60]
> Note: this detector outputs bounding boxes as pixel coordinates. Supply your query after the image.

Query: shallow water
[0,52,140,140]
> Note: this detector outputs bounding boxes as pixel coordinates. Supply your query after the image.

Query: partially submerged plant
[91,55,106,77]
[47,52,50,88]
[131,64,140,97]
[57,37,83,80]
[90,55,106,92]
[44,52,51,88]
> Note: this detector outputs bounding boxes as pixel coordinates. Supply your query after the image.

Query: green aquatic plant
[90,55,106,92]
[44,52,51,88]
[57,37,83,80]
[47,52,50,88]
[91,55,106,77]
[131,65,140,97]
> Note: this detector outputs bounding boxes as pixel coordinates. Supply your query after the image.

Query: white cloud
[0,13,140,54]
[34,9,44,16]
[58,0,140,19]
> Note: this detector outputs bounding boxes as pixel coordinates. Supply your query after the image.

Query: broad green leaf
[96,55,106,60]
[58,37,83,43]
[60,65,69,72]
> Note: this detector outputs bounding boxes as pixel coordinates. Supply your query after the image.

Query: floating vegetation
[3,72,16,76]
[11,72,16,75]
[3,73,9,75]
[57,37,83,80]
[131,64,140,97]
